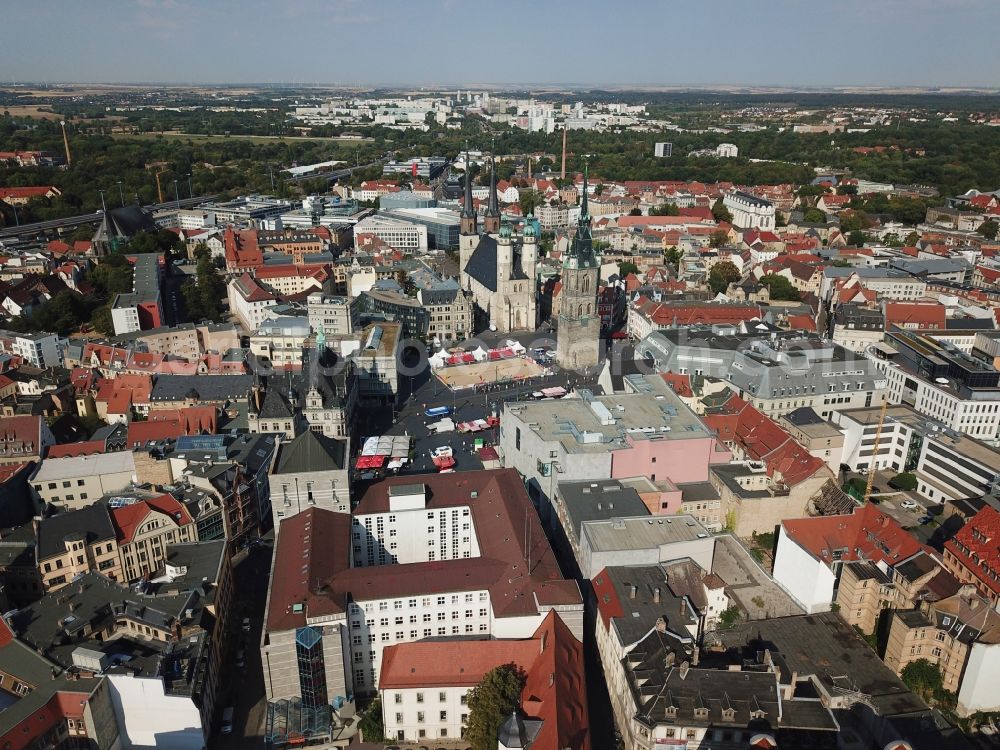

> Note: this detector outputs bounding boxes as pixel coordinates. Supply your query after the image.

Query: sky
[3,0,1000,88]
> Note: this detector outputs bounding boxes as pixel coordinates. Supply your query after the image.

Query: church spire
[460,151,478,236]
[483,154,500,234]
[461,151,475,219]
[486,157,500,218]
[580,160,589,222]
[566,159,597,269]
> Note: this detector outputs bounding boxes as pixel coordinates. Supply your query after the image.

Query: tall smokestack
[60,121,72,167]
[560,128,567,181]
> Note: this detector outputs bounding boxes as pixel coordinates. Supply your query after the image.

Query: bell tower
[459,154,478,275]
[555,163,602,371]
[483,157,501,235]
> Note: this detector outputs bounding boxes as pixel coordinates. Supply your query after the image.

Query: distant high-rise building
[654,142,673,158]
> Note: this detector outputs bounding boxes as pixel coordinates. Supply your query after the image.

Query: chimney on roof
[653,587,661,603]
[680,598,687,616]
[655,616,666,633]
[629,584,637,599]
[679,660,690,679]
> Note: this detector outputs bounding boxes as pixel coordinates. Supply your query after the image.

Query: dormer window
[665,706,677,718]
[694,707,709,719]
[722,708,736,722]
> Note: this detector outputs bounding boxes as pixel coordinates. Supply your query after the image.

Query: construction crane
[154,171,168,203]
[864,398,889,503]
[59,121,72,166]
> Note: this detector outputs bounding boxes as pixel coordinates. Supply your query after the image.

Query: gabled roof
[944,506,1000,596]
[783,503,927,568]
[111,494,193,544]
[275,429,346,474]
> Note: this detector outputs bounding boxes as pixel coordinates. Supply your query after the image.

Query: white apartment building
[262,471,583,705]
[12,332,64,368]
[30,452,137,510]
[227,274,278,333]
[307,293,353,336]
[723,191,775,232]
[353,215,428,252]
[249,316,312,367]
[832,404,1000,505]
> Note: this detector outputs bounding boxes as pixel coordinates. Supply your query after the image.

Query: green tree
[848,230,867,247]
[901,659,943,702]
[628,207,642,216]
[803,207,827,223]
[664,247,682,270]
[91,305,114,336]
[519,188,542,217]
[759,274,801,301]
[711,198,732,223]
[709,260,740,294]
[839,210,870,233]
[710,229,729,248]
[718,606,742,629]
[650,203,680,216]
[905,231,921,246]
[358,697,385,743]
[618,261,640,278]
[465,663,526,750]
[978,219,999,241]
[889,472,918,491]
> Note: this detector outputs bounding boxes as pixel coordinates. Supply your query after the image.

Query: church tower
[483,157,501,235]
[459,154,478,275]
[555,164,602,370]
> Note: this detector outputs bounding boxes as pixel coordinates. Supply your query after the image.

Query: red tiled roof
[945,506,1000,596]
[0,462,29,486]
[0,186,57,199]
[702,395,825,486]
[380,638,539,689]
[0,415,42,455]
[661,372,693,398]
[787,314,817,332]
[46,441,106,458]
[111,494,193,544]
[634,298,763,326]
[884,302,946,330]
[784,503,926,567]
[267,470,581,632]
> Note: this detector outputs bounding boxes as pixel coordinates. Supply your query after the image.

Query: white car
[430,446,453,458]
[900,500,918,510]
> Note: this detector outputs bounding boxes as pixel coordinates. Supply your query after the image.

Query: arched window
[583,276,590,293]
[578,304,583,317]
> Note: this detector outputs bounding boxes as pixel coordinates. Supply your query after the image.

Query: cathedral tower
[459,155,478,275]
[555,164,602,370]
[483,157,501,235]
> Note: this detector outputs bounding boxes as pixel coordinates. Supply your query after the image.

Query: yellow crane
[154,170,168,203]
[864,398,889,503]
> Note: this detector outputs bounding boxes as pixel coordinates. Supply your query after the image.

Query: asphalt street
[210,541,272,750]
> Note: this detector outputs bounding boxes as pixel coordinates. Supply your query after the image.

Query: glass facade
[295,626,328,709]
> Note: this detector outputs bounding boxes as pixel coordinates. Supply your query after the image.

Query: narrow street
[210,542,273,750]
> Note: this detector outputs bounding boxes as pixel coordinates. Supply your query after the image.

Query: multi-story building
[351,323,402,407]
[378,611,587,746]
[639,327,887,420]
[833,404,1000,505]
[822,268,928,302]
[10,332,64,369]
[111,494,197,583]
[351,288,428,339]
[250,316,313,367]
[227,273,279,332]
[381,208,460,250]
[723,191,775,231]
[830,303,885,353]
[0,415,54,465]
[942,505,1000,607]
[499,376,731,528]
[253,264,330,298]
[307,293,353,336]
[778,407,844,472]
[885,586,1000,713]
[261,470,583,710]
[353,215,428,252]
[417,285,472,343]
[702,394,835,536]
[271,430,349,530]
[627,301,765,349]
[35,503,122,590]
[29,452,136,510]
[773,504,953,633]
[868,329,1000,444]
[110,254,163,335]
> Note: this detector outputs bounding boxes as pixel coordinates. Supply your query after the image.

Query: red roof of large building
[783,503,926,567]
[702,395,826,486]
[945,506,1000,596]
[0,186,58,200]
[224,227,263,270]
[884,302,946,330]
[267,470,581,633]
[632,298,763,327]
[110,494,193,544]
